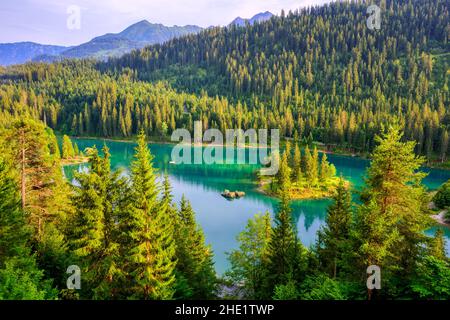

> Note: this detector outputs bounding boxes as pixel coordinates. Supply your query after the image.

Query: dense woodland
[0,119,448,300]
[0,0,449,300]
[0,0,449,164]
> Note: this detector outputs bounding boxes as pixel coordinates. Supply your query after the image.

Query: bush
[433,180,450,209]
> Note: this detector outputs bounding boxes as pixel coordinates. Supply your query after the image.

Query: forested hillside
[0,0,449,161]
[104,0,449,159]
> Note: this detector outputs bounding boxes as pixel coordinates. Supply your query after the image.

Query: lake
[64,138,450,274]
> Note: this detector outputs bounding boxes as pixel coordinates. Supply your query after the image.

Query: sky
[0,0,331,46]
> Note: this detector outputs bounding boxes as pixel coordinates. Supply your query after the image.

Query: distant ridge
[0,21,203,65]
[0,42,68,66]
[0,12,275,65]
[229,11,274,27]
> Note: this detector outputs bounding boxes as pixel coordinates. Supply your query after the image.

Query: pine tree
[174,195,217,299]
[429,229,447,261]
[69,145,126,299]
[0,159,30,263]
[355,125,430,299]
[264,185,302,298]
[0,158,57,300]
[317,178,353,278]
[125,130,176,299]
[62,135,75,159]
[276,152,291,192]
[319,153,332,182]
[311,147,319,186]
[292,144,302,183]
[302,146,313,185]
[285,140,292,166]
[1,119,70,239]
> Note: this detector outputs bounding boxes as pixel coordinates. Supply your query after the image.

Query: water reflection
[64,139,450,273]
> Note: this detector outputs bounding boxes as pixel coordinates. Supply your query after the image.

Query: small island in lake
[259,142,350,200]
[221,190,246,200]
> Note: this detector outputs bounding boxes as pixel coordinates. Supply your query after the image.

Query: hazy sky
[0,0,331,46]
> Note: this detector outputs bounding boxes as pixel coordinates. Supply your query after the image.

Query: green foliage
[429,229,447,261]
[273,280,299,300]
[0,1,448,163]
[355,125,431,298]
[0,158,57,300]
[433,179,450,209]
[0,0,449,301]
[0,159,30,262]
[174,196,217,299]
[317,178,353,278]
[300,274,348,300]
[123,130,177,299]
[69,145,127,299]
[264,188,304,298]
[0,118,70,238]
[411,256,450,300]
[226,212,271,299]
[62,135,75,159]
[0,257,57,300]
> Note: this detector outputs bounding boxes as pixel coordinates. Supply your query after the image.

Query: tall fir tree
[0,119,71,239]
[174,195,217,299]
[355,125,431,299]
[125,130,176,299]
[69,145,126,299]
[317,178,353,278]
[0,158,57,300]
[264,181,303,298]
[292,144,302,183]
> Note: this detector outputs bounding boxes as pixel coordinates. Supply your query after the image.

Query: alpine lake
[63,138,450,274]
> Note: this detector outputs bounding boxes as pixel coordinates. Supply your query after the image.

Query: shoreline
[60,156,89,166]
[66,136,450,171]
[256,178,349,201]
[70,136,450,171]
[431,210,450,228]
[68,135,273,149]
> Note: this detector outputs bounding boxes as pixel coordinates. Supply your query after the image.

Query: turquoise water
[65,139,450,274]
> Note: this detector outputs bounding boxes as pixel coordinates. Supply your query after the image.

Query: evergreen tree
[429,229,447,261]
[292,144,302,183]
[302,146,313,185]
[69,145,126,299]
[174,196,217,299]
[264,185,303,298]
[355,125,430,299]
[0,119,70,239]
[0,158,57,300]
[319,153,335,182]
[125,130,176,299]
[311,147,319,186]
[317,178,353,278]
[62,135,75,159]
[276,151,291,192]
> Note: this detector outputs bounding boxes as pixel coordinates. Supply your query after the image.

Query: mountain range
[0,12,273,66]
[229,11,273,27]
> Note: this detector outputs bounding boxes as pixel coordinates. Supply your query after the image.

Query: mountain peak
[229,11,273,27]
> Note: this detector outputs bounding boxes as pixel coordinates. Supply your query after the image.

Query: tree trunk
[20,130,26,209]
